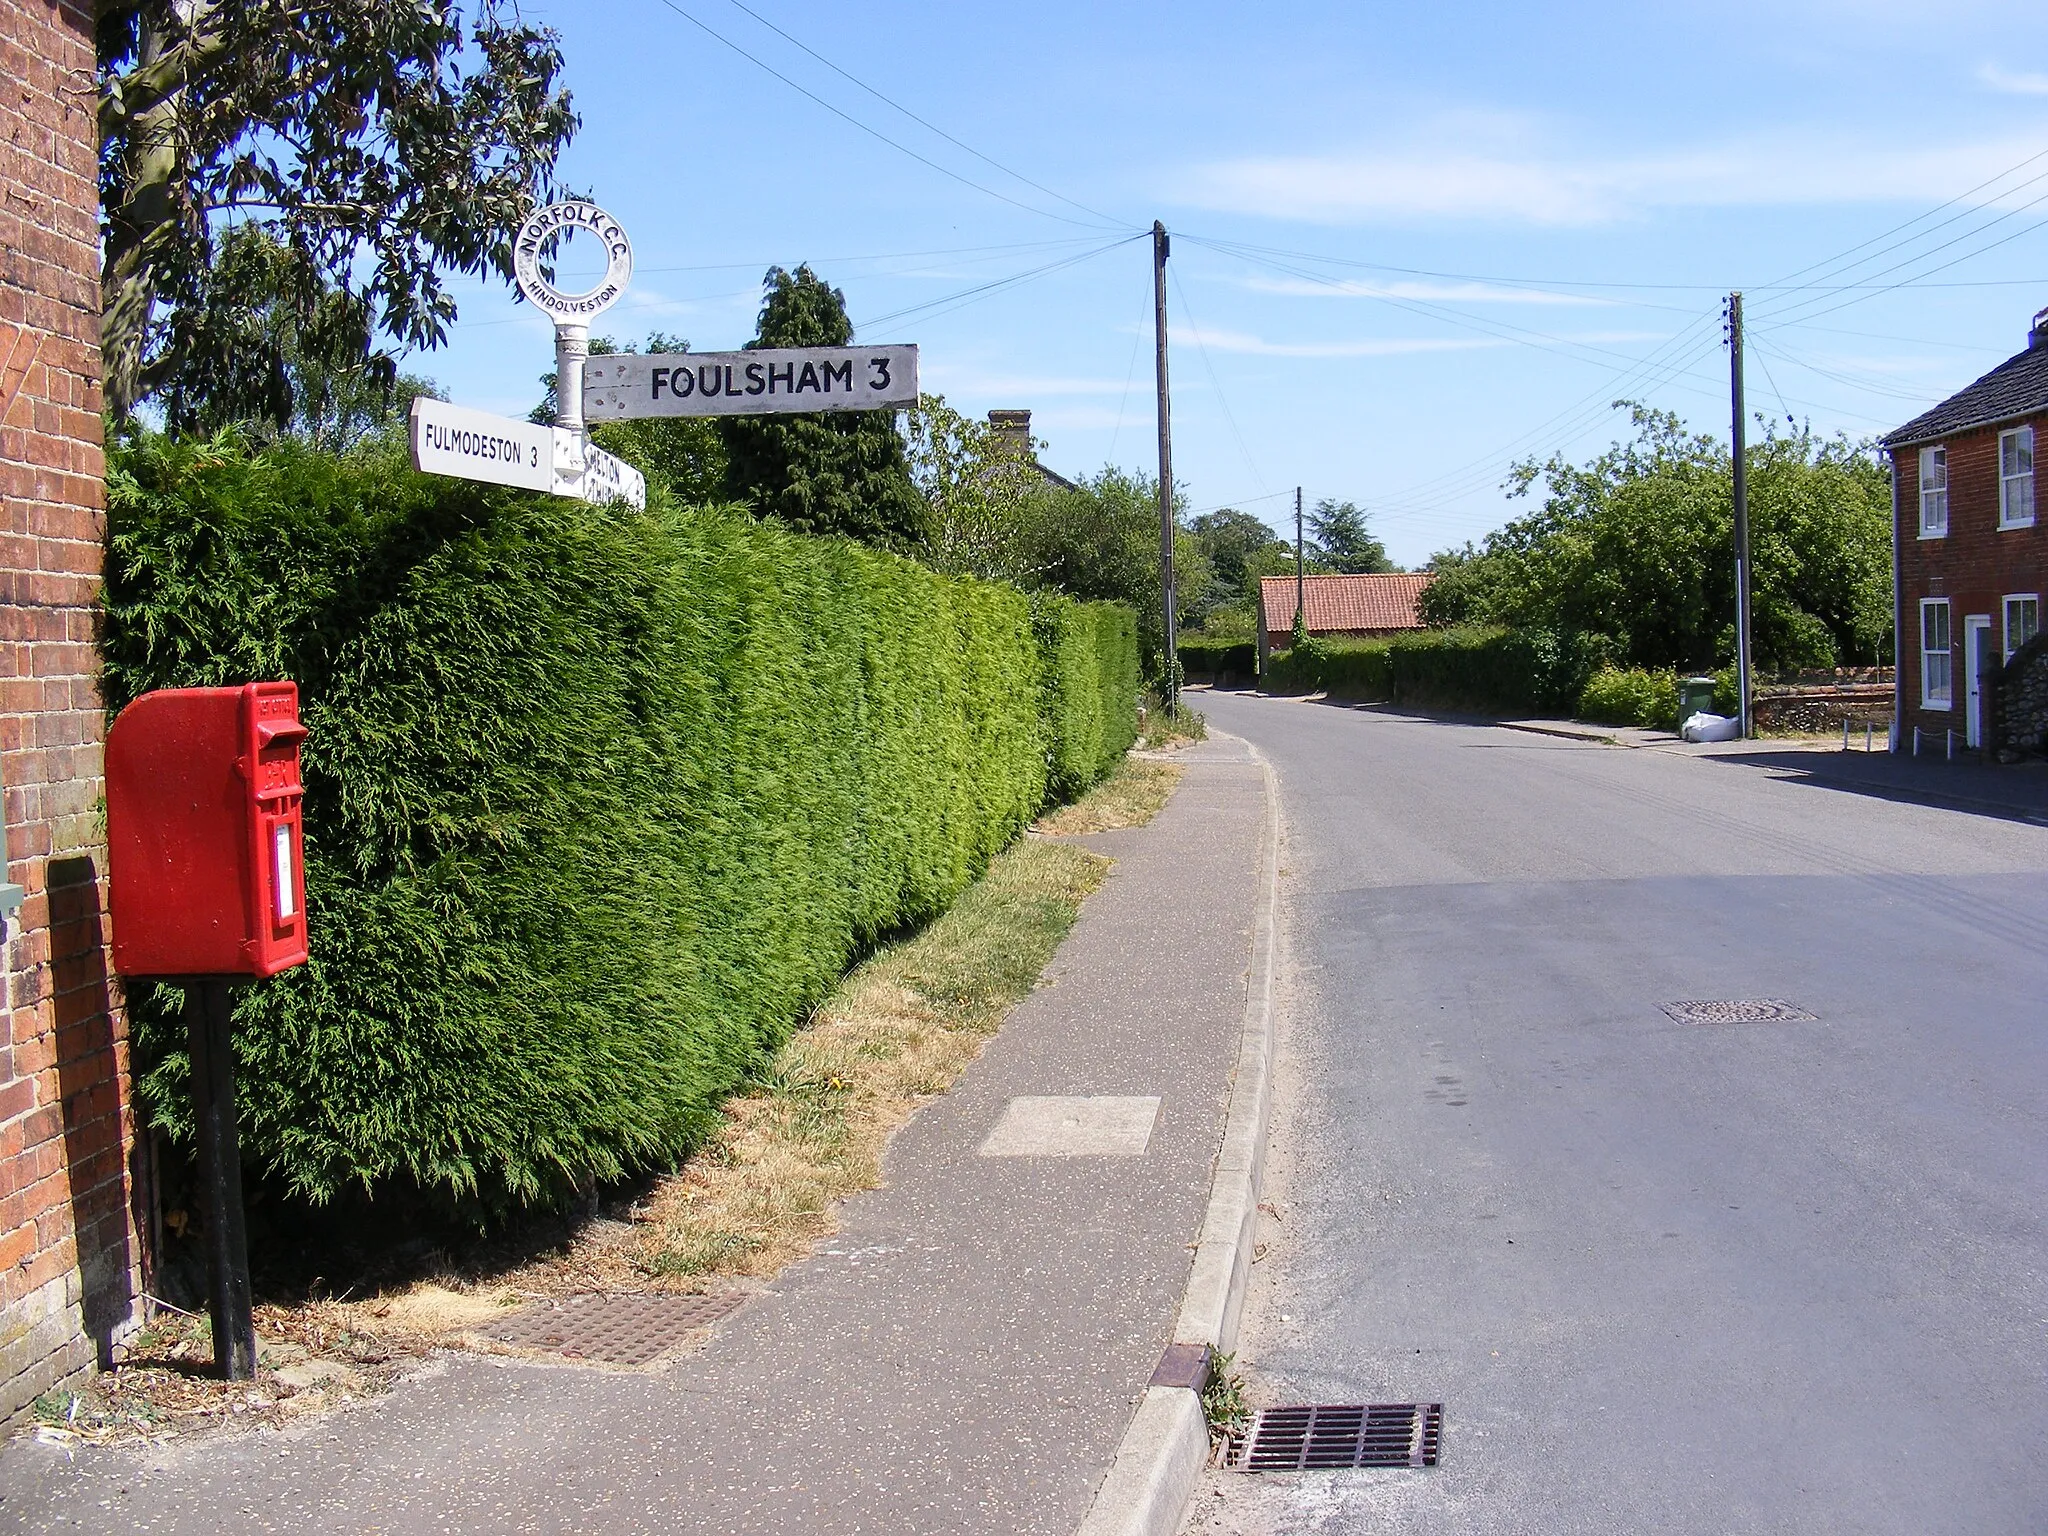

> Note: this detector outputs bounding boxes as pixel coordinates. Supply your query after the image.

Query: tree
[718,266,930,553]
[1015,466,1203,679]
[1420,404,1893,673]
[1307,498,1395,573]
[1184,507,1294,635]
[148,224,443,449]
[97,0,578,417]
[901,394,1046,583]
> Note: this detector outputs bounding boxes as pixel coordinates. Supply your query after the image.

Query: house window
[1921,598,1952,708]
[2005,594,2039,659]
[2000,426,2035,528]
[1918,445,1947,536]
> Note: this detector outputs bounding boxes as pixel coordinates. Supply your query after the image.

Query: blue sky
[426,0,2048,567]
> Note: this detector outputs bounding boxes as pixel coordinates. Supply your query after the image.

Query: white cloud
[1176,119,2048,226]
[1240,274,1615,306]
[1980,63,2048,95]
[1186,327,1506,358]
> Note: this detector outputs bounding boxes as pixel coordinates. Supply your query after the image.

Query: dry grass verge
[1035,757,1184,836]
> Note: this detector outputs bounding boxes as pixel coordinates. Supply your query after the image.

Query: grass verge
[627,835,1110,1283]
[1035,756,1184,836]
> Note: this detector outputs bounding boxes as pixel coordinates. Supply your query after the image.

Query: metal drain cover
[1661,998,1817,1024]
[486,1291,744,1365]
[1231,1403,1443,1471]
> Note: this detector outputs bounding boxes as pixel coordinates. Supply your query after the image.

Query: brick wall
[0,0,137,1423]
[1893,411,2048,747]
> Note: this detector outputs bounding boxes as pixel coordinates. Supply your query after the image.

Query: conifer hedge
[102,435,1137,1210]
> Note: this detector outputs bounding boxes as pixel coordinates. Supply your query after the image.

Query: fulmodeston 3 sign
[583,346,919,420]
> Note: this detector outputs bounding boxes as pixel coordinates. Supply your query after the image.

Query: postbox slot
[256,718,307,746]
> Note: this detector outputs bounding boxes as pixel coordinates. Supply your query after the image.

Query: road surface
[1190,691,2048,1536]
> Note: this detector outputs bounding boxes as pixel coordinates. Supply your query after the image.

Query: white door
[1965,614,1992,748]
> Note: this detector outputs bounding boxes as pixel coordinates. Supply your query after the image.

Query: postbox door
[243,683,309,976]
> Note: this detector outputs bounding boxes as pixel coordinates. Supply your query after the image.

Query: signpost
[584,345,917,420]
[410,199,909,509]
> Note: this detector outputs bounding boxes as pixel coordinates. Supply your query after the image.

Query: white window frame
[1918,444,1948,537]
[1920,598,1952,709]
[1999,425,2035,529]
[2004,593,2039,660]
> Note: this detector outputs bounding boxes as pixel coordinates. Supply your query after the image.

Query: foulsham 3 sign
[583,346,918,420]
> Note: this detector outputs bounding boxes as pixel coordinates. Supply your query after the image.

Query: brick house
[0,0,140,1421]
[1882,309,2048,750]
[1256,571,1435,664]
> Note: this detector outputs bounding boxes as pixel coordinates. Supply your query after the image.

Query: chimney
[2033,306,2048,350]
[988,409,1032,458]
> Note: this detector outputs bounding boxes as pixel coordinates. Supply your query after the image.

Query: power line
[857,234,1144,332]
[717,0,1129,230]
[1169,264,1268,496]
[647,0,1121,231]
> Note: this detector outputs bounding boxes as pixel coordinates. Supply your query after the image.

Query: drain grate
[1660,998,1817,1025]
[485,1291,744,1366]
[1230,1403,1443,1471]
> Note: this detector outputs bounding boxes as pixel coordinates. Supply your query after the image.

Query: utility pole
[1727,292,1754,738]
[1153,221,1177,713]
[1294,486,1306,636]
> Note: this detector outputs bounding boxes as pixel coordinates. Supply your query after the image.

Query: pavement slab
[0,736,1270,1536]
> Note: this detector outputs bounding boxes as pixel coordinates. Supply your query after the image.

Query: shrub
[1578,666,1681,729]
[1177,638,1256,679]
[103,433,1136,1212]
[1035,596,1140,804]
[1262,627,1593,714]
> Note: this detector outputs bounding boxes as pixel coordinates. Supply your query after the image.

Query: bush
[1035,596,1140,804]
[1262,627,1593,715]
[1577,666,1681,729]
[103,433,1137,1211]
[1177,638,1256,679]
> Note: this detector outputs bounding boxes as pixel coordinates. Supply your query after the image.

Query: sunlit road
[1191,691,2048,1536]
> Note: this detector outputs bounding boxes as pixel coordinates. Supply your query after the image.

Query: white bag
[1681,711,1742,743]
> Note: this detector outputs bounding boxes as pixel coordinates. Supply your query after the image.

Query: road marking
[978,1095,1161,1157]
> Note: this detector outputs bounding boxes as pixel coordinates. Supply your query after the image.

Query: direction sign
[410,398,646,509]
[583,346,918,420]
[410,398,554,492]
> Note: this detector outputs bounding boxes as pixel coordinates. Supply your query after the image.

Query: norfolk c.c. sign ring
[513,201,633,323]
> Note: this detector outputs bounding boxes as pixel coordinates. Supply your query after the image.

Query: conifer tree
[719,267,932,553]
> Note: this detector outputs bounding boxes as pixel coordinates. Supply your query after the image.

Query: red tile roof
[1259,573,1435,638]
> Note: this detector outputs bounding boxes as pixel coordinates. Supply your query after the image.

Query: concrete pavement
[1187,690,2048,1536]
[1,736,1273,1536]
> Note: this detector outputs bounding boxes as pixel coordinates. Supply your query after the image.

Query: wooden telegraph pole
[1153,221,1178,713]
[1728,292,1754,738]
[1295,486,1306,636]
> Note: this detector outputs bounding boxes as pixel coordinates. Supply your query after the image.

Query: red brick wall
[0,0,135,1424]
[1893,411,2048,747]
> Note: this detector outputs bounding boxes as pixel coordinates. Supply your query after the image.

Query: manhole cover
[1230,1403,1442,1471]
[1660,999,1817,1024]
[486,1291,744,1366]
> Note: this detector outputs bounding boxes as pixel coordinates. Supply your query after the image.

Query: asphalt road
[1187,691,2048,1536]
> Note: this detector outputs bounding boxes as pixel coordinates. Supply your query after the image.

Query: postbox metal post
[186,976,257,1380]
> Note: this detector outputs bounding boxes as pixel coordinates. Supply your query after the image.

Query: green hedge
[1261,627,1593,715]
[1577,666,1681,729]
[1035,596,1140,804]
[103,434,1137,1210]
[1177,638,1257,678]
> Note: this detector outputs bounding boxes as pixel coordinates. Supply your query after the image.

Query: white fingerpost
[511,199,633,436]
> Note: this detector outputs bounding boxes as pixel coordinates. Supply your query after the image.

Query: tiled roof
[1881,339,2048,448]
[1259,572,1435,636]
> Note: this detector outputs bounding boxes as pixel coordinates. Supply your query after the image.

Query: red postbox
[107,681,309,979]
